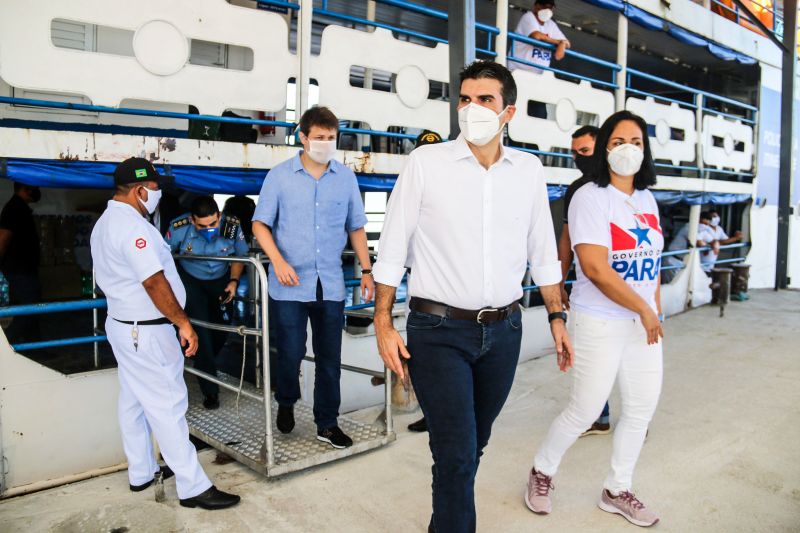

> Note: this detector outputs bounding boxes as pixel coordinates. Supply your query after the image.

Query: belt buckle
[477,307,497,324]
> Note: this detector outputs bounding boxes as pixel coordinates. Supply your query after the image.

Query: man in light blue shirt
[252,106,374,449]
[166,196,249,409]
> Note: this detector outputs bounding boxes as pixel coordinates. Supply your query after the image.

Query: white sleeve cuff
[372,262,407,287]
[530,261,562,287]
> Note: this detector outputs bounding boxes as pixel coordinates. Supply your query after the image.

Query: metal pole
[384,366,393,436]
[689,93,705,246]
[615,13,628,112]
[92,268,99,369]
[776,0,797,289]
[365,1,377,91]
[254,259,275,468]
[495,0,508,67]
[296,0,313,117]
[448,0,476,138]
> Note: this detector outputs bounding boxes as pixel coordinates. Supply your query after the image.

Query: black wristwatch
[229,278,240,285]
[361,269,373,275]
[548,311,568,324]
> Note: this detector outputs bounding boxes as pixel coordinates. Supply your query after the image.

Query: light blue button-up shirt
[252,154,368,302]
[166,214,249,280]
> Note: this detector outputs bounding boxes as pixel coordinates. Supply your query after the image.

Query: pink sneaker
[524,468,554,514]
[598,489,659,527]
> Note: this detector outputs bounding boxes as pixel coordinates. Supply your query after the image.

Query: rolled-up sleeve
[527,170,561,286]
[372,153,424,288]
[252,171,279,227]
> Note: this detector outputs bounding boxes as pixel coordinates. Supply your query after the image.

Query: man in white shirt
[661,214,714,282]
[700,209,743,271]
[91,158,240,510]
[509,0,570,75]
[373,60,572,533]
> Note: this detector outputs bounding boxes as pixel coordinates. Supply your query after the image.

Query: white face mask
[537,9,554,22]
[607,144,644,177]
[458,103,508,147]
[710,215,721,226]
[139,187,162,215]
[306,140,337,164]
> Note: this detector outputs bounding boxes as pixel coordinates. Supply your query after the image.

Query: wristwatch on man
[548,311,568,324]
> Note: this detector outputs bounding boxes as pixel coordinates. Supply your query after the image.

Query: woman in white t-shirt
[524,111,663,528]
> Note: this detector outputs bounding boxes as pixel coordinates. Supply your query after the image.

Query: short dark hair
[535,0,555,6]
[114,183,137,195]
[298,106,339,136]
[571,125,600,139]
[589,110,657,191]
[190,196,219,218]
[459,60,517,108]
[700,211,712,221]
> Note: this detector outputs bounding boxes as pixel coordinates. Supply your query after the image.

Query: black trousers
[179,269,229,398]
[4,272,41,344]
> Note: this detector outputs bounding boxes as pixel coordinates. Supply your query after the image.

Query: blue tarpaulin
[1,158,752,205]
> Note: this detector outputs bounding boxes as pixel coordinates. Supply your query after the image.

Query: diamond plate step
[185,371,395,477]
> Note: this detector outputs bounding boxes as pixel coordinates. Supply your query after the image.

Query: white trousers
[106,318,212,499]
[533,310,663,493]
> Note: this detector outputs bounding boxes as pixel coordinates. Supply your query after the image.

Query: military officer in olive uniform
[166,195,249,409]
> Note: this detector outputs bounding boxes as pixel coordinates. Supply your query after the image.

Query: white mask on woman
[139,187,162,215]
[306,140,337,164]
[458,103,508,147]
[606,143,644,177]
[537,9,554,22]
[710,215,721,226]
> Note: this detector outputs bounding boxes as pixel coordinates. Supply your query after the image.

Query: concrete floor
[1,289,799,532]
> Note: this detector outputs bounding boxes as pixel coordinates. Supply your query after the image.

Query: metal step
[185,371,395,477]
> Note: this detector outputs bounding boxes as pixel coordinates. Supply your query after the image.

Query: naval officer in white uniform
[91,157,240,510]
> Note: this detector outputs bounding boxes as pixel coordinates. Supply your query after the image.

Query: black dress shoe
[277,405,295,434]
[179,485,241,510]
[203,395,220,410]
[130,466,174,492]
[407,417,428,433]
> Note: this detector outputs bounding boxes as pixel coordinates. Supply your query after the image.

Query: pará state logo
[610,214,663,283]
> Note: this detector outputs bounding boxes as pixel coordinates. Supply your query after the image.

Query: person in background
[557,125,613,437]
[508,0,570,118]
[700,209,743,272]
[252,106,374,449]
[661,213,713,283]
[166,196,249,410]
[0,182,42,343]
[406,129,444,435]
[374,60,571,533]
[223,195,257,325]
[526,111,663,527]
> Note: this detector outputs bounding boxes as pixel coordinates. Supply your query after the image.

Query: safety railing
[625,68,757,179]
[506,32,621,90]
[0,299,107,365]
[173,253,393,469]
[709,0,783,36]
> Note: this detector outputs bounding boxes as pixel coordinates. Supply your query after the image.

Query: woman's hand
[640,308,664,345]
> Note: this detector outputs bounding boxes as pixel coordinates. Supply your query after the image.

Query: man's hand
[561,39,571,49]
[554,40,568,61]
[274,259,300,286]
[361,274,375,303]
[178,321,199,357]
[550,319,573,372]
[559,283,570,311]
[640,308,663,345]
[222,280,237,304]
[374,316,411,381]
[733,230,743,241]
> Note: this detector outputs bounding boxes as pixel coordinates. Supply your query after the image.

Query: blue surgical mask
[199,227,219,243]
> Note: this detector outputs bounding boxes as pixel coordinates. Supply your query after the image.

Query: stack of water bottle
[0,273,9,307]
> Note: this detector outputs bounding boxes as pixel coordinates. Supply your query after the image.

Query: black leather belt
[409,297,519,324]
[113,317,171,326]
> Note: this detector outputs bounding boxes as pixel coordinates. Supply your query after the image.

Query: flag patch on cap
[135,168,148,178]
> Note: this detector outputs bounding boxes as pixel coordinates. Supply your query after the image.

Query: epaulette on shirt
[221,215,240,241]
[172,216,190,229]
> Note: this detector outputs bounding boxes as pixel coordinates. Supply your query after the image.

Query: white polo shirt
[91,200,186,321]
[700,224,729,271]
[568,183,664,319]
[509,11,566,74]
[373,135,561,310]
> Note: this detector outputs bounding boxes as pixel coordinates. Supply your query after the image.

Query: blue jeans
[406,308,523,533]
[269,294,345,430]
